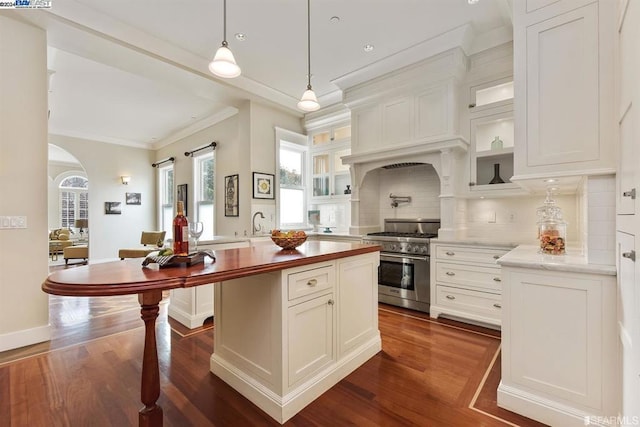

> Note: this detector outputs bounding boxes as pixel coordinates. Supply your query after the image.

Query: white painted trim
[0,324,51,353]
[167,305,211,329]
[210,335,381,424]
[497,382,610,427]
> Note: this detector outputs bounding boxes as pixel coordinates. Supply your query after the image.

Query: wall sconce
[121,176,131,185]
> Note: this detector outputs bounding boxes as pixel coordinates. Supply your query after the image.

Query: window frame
[158,164,174,240]
[276,127,308,229]
[58,175,88,229]
[192,150,215,240]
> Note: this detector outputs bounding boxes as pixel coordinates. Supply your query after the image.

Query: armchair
[118,231,166,260]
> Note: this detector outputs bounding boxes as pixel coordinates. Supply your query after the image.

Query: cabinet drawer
[435,245,509,264]
[436,262,502,292]
[436,285,502,318]
[288,266,334,301]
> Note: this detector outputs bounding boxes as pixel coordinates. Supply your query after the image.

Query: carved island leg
[138,290,163,427]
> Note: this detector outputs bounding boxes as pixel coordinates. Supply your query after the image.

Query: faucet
[252,211,265,234]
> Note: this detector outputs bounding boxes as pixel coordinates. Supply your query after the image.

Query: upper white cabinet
[512,0,616,180]
[309,125,352,199]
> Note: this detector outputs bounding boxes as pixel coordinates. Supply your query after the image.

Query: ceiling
[4,0,512,150]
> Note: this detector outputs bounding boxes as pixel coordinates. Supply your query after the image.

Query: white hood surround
[341,48,470,239]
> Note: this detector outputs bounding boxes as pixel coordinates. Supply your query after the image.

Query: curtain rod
[185,141,217,157]
[151,157,175,168]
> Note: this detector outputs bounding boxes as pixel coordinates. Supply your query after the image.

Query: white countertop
[197,236,250,245]
[430,238,518,249]
[497,245,616,276]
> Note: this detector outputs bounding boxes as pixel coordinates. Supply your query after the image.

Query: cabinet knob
[493,277,502,282]
[623,188,636,200]
[622,251,636,262]
[493,254,500,260]
[445,271,455,276]
[493,303,502,309]
[307,279,318,287]
[445,251,455,256]
[446,295,456,300]
[327,299,334,305]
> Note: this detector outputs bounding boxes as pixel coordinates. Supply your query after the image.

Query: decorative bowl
[271,234,307,250]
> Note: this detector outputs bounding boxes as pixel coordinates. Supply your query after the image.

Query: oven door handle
[380,253,429,262]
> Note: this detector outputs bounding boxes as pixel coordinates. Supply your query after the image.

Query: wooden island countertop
[41,240,381,427]
[43,240,380,296]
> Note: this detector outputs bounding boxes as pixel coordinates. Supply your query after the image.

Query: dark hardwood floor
[0,265,546,426]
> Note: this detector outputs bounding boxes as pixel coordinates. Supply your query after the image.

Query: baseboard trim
[167,306,211,329]
[0,324,51,352]
[497,381,607,427]
[210,334,382,424]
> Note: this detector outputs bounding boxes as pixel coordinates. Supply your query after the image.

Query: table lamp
[75,219,88,239]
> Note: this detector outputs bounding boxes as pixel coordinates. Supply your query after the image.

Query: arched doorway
[48,144,89,266]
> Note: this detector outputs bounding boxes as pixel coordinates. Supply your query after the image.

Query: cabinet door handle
[493,277,501,282]
[493,303,502,309]
[446,295,456,300]
[327,299,334,305]
[445,271,455,276]
[493,254,501,260]
[307,279,317,287]
[623,188,636,199]
[445,251,455,256]
[622,251,636,262]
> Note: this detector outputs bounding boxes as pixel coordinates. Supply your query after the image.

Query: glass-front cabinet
[468,78,518,192]
[310,126,351,199]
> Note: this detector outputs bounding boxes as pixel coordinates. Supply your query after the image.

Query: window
[159,165,174,240]
[277,128,308,228]
[193,151,215,240]
[59,175,88,228]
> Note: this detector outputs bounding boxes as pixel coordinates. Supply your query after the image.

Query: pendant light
[209,0,241,78]
[297,0,320,112]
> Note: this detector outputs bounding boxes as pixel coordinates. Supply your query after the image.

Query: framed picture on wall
[125,192,141,205]
[105,202,122,215]
[225,174,239,217]
[177,184,187,216]
[252,172,275,199]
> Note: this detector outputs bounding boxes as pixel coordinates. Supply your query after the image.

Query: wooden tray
[141,250,215,268]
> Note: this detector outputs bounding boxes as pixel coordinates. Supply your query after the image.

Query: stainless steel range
[362,218,440,313]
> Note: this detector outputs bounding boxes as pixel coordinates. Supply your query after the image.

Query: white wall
[0,17,50,351]
[156,100,303,239]
[49,134,157,261]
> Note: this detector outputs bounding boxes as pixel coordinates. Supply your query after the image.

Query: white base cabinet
[498,265,618,426]
[168,240,250,328]
[430,242,510,327]
[210,252,381,424]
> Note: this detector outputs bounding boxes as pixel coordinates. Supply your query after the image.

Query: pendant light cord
[222,0,228,47]
[306,0,312,89]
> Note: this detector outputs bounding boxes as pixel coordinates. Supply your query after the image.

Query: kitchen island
[42,241,381,426]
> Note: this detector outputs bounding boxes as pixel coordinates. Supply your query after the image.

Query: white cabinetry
[210,252,380,423]
[286,265,336,387]
[498,259,617,426]
[616,0,640,421]
[512,0,615,180]
[430,242,510,327]
[168,240,249,328]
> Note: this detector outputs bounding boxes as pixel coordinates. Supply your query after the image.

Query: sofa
[49,228,74,254]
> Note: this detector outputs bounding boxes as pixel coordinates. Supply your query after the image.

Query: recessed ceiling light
[330,16,340,24]
[468,0,480,4]
[543,178,558,183]
[235,33,246,41]
[364,44,374,52]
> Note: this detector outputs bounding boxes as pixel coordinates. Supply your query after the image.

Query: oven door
[378,253,429,302]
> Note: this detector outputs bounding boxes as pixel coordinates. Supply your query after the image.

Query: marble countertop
[430,238,518,249]
[497,245,616,276]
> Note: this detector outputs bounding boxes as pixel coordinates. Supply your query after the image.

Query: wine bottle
[173,201,189,255]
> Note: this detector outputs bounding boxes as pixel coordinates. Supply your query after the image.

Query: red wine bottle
[173,201,189,255]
